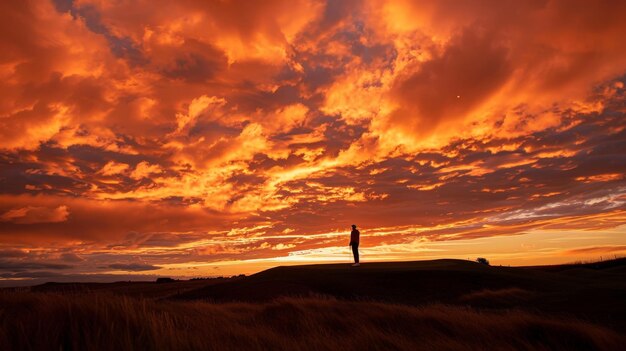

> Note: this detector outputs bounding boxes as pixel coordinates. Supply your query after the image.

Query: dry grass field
[1,292,624,351]
[2,258,625,350]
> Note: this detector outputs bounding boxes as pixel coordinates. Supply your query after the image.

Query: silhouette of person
[349,224,360,266]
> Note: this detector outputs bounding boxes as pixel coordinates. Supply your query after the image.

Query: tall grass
[0,292,622,350]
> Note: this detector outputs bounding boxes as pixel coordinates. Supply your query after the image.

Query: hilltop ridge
[174,258,626,331]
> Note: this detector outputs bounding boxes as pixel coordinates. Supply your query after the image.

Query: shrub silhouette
[476,257,490,265]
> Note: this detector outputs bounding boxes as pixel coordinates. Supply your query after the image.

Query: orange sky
[1,0,626,285]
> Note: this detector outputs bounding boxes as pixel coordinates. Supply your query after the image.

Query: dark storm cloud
[107,263,161,271]
[0,250,28,258]
[60,253,85,262]
[0,260,73,272]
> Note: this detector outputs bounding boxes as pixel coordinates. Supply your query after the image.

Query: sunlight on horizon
[137,225,626,278]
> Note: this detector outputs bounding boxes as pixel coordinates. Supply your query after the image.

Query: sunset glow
[1,0,626,285]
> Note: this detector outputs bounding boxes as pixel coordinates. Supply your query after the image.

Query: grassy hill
[174,259,626,331]
[1,258,625,350]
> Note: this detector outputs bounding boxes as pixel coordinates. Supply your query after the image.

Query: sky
[1,0,625,285]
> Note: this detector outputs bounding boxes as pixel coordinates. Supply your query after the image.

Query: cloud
[0,1,117,151]
[130,161,163,180]
[563,246,626,255]
[173,95,227,134]
[0,194,233,243]
[387,28,511,138]
[0,271,67,279]
[60,253,85,262]
[107,263,161,271]
[0,260,73,272]
[98,161,130,176]
[0,0,625,282]
[0,249,28,258]
[0,205,69,224]
[360,0,626,150]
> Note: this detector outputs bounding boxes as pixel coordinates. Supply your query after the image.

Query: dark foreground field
[2,294,624,351]
[1,258,625,350]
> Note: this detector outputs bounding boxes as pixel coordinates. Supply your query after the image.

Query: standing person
[349,224,360,266]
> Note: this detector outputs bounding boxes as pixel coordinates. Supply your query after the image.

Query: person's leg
[352,244,359,263]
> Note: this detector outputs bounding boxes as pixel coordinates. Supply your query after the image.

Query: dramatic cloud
[0,0,625,284]
[1,205,69,224]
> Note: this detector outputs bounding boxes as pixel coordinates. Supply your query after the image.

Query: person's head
[351,224,356,229]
